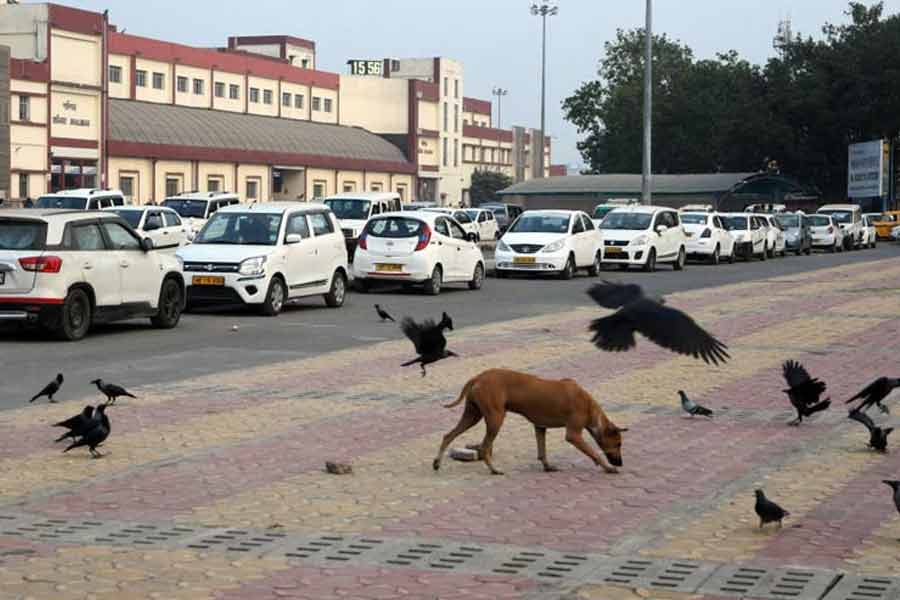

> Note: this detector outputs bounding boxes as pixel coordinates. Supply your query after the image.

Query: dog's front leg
[566,428,618,474]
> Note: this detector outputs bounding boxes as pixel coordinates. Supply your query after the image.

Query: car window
[434,218,451,237]
[477,212,487,223]
[486,212,494,221]
[207,202,218,217]
[72,223,106,250]
[102,222,142,250]
[88,198,99,210]
[453,211,472,224]
[0,219,47,250]
[145,212,164,230]
[309,213,334,236]
[448,220,467,240]
[669,212,680,227]
[366,217,424,237]
[163,211,182,227]
[371,204,381,216]
[100,198,114,209]
[582,215,595,231]
[713,216,723,229]
[286,213,311,239]
[572,216,585,234]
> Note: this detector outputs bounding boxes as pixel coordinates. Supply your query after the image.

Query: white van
[323,192,402,259]
[816,204,863,249]
[162,191,241,241]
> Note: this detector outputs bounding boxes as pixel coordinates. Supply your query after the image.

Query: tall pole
[492,87,508,129]
[531,2,557,179]
[641,0,653,205]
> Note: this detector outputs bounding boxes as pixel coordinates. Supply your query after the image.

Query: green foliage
[470,169,513,205]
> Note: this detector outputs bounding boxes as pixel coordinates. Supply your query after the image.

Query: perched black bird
[754,489,790,529]
[587,282,729,365]
[400,312,457,376]
[782,360,831,426]
[846,377,900,415]
[30,373,64,403]
[63,403,110,458]
[53,405,95,443]
[90,379,136,405]
[374,304,395,323]
[848,409,894,452]
[678,390,713,418]
[883,480,900,516]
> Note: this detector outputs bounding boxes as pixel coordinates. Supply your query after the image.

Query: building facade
[2,1,550,206]
[0,44,9,203]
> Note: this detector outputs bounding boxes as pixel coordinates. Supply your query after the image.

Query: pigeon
[587,282,729,365]
[90,379,137,405]
[782,360,830,426]
[848,409,893,452]
[846,377,900,414]
[678,390,713,417]
[374,304,395,323]
[63,403,110,458]
[400,312,457,376]
[30,373,64,403]
[754,489,790,529]
[883,480,900,516]
[53,405,95,443]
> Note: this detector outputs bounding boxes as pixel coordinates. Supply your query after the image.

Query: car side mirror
[140,237,154,252]
[466,232,478,243]
[285,233,303,244]
[655,225,668,234]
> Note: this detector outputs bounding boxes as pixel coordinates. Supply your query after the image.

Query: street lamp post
[492,87,508,128]
[641,0,653,205]
[531,2,558,178]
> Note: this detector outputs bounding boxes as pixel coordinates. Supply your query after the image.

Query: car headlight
[540,239,566,253]
[497,240,512,253]
[238,256,267,276]
[630,234,649,246]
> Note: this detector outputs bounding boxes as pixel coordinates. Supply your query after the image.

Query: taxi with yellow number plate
[495,210,602,279]
[871,211,900,240]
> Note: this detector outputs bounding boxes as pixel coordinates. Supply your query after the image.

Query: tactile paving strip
[822,575,900,600]
[699,564,840,599]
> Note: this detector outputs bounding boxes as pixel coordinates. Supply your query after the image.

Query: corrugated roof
[108,99,411,166]
[498,173,758,196]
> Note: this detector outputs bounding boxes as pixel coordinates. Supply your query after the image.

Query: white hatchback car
[106,206,190,250]
[0,209,185,340]
[679,212,735,264]
[807,213,845,252]
[598,206,688,271]
[464,208,501,241]
[761,214,787,258]
[352,211,485,295]
[495,210,601,278]
[720,213,768,261]
[177,203,348,315]
[422,208,480,240]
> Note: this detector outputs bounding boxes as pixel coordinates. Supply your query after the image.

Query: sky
[62,0,900,168]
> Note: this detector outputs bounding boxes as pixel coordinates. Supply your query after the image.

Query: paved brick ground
[2,259,900,599]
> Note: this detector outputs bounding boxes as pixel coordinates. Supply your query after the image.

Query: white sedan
[106,206,190,250]
[680,212,735,264]
[495,210,601,279]
[352,211,485,295]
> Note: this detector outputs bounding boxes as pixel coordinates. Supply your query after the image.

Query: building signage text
[848,139,885,198]
[347,59,383,77]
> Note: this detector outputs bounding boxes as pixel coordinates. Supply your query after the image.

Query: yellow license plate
[605,247,625,256]
[192,275,225,286]
[514,256,536,264]
[375,263,403,273]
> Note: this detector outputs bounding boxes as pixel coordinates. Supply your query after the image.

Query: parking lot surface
[1,249,900,599]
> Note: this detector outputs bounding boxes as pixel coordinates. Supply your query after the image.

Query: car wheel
[642,248,657,272]
[759,245,767,261]
[468,263,485,290]
[710,245,720,265]
[766,243,774,258]
[673,246,686,271]
[260,277,286,316]
[804,246,812,255]
[150,278,183,329]
[586,252,601,277]
[56,288,92,341]
[423,265,442,295]
[872,239,877,249]
[558,255,575,280]
[324,271,346,308]
[728,248,736,264]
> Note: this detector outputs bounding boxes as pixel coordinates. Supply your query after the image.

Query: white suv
[0,209,185,340]
[162,192,241,241]
[599,206,688,271]
[106,206,190,250]
[817,204,863,250]
[177,203,348,315]
[34,188,126,210]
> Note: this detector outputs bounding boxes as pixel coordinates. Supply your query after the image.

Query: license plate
[375,263,403,273]
[192,275,225,286]
[514,256,536,264]
[604,247,625,256]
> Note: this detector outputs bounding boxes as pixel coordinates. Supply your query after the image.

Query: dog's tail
[444,378,477,409]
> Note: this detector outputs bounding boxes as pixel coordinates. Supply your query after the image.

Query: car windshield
[721,216,749,231]
[452,211,472,223]
[878,214,897,222]
[162,199,208,219]
[194,213,282,245]
[508,214,570,234]
[111,210,142,228]
[324,199,371,220]
[680,214,708,225]
[820,210,853,224]
[464,210,482,220]
[593,206,615,219]
[365,217,424,237]
[489,207,506,217]
[600,212,652,231]
[776,215,800,228]
[0,220,46,250]
[808,215,831,227]
[34,195,85,209]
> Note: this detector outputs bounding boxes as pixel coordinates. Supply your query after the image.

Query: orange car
[872,211,900,239]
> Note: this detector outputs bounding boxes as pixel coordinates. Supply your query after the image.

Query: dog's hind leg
[534,427,557,472]
[433,402,482,471]
[480,412,505,475]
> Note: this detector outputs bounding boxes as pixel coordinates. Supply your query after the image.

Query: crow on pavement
[374,304,395,322]
[678,390,713,417]
[755,489,790,529]
[587,281,729,365]
[400,312,457,376]
[782,360,830,426]
[30,373,63,403]
[846,377,900,414]
[848,409,893,453]
[90,379,136,405]
[883,480,900,517]
[53,405,95,443]
[63,403,110,458]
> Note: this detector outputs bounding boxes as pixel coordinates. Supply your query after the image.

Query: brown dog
[433,369,626,475]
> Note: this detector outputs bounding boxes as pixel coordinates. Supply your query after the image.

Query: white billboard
[847,140,885,198]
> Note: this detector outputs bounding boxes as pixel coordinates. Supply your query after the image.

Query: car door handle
[120,260,130,268]
[82,262,94,270]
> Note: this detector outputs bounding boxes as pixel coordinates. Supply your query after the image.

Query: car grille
[342,228,355,238]
[510,244,543,254]
[604,240,628,247]
[182,262,239,273]
[187,286,243,305]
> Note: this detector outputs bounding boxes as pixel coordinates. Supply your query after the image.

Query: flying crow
[782,360,830,426]
[30,373,64,403]
[848,409,893,452]
[90,379,136,405]
[400,312,457,376]
[846,377,900,414]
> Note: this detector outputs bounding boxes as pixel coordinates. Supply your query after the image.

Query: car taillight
[19,256,62,273]
[357,232,368,250]
[827,226,834,234]
[415,224,432,251]
[701,228,712,238]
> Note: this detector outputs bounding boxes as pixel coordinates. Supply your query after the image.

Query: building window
[119,175,135,198]
[443,102,448,131]
[312,96,322,111]
[135,70,147,87]
[443,77,448,96]
[263,89,273,105]
[443,138,448,167]
[301,58,309,69]
[282,92,291,107]
[109,65,122,83]
[454,79,459,98]
[480,147,486,162]
[454,105,459,132]
[312,180,326,199]
[454,140,459,167]
[246,178,259,201]
[177,76,188,93]
[370,183,383,192]
[229,84,240,99]
[165,176,181,197]
[323,98,333,113]
[18,174,28,200]
[249,88,259,103]
[342,182,355,193]
[193,79,204,95]
[396,184,406,203]
[214,82,225,98]
[294,94,304,109]
[18,96,29,121]
[152,72,165,90]
[207,177,222,192]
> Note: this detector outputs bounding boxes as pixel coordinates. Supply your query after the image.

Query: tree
[470,170,513,206]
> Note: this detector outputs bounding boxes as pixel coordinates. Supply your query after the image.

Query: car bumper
[811,235,837,247]
[685,239,717,255]
[784,238,803,248]
[0,298,64,323]
[185,272,267,306]
[600,245,646,265]
[351,252,434,282]
[494,251,569,272]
